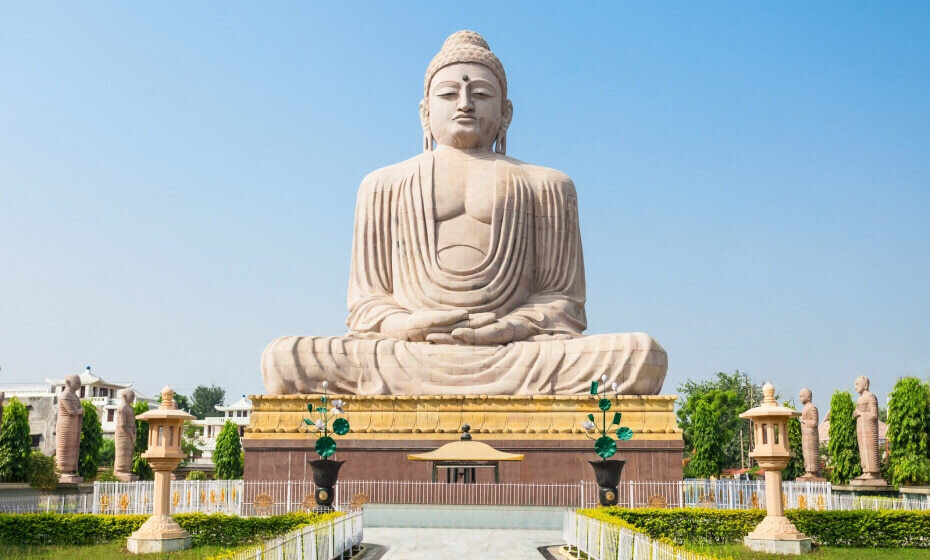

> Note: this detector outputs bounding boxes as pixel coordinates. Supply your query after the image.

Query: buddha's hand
[446,317,533,346]
[382,310,495,343]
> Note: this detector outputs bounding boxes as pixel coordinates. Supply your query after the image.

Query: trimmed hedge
[583,507,930,548]
[0,511,338,547]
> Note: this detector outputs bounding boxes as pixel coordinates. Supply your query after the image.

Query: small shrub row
[582,508,930,548]
[0,511,336,547]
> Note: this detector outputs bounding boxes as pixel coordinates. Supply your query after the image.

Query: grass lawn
[685,544,930,559]
[5,542,231,559]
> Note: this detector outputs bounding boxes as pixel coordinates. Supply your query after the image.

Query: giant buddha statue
[262,31,668,396]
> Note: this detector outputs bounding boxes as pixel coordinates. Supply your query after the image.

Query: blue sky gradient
[1,3,928,406]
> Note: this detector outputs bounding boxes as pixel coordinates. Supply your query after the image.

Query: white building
[189,396,251,466]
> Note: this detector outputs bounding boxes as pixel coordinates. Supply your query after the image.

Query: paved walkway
[361,527,564,560]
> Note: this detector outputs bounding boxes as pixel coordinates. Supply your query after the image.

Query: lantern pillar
[127,386,195,554]
[739,383,812,555]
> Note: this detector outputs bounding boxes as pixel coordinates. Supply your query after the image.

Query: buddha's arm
[502,175,587,338]
[346,177,409,334]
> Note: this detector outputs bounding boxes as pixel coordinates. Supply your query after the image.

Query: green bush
[0,511,338,547]
[0,398,32,482]
[186,470,208,481]
[828,390,861,484]
[214,421,243,480]
[95,469,119,482]
[78,400,103,479]
[27,450,59,491]
[886,377,930,486]
[583,507,930,548]
[99,438,115,468]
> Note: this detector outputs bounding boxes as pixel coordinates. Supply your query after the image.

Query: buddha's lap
[261,332,667,395]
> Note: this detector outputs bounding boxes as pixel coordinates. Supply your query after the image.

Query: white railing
[220,510,363,560]
[563,509,715,560]
[93,479,244,515]
[0,478,909,516]
[0,494,91,514]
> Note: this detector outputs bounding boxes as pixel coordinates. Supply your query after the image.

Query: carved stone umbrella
[126,387,194,554]
[740,383,812,555]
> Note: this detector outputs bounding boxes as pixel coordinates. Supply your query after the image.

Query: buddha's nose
[457,92,474,112]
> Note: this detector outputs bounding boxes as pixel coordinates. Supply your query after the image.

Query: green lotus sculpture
[303,380,350,458]
[583,376,634,459]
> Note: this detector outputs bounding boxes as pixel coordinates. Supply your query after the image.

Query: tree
[213,421,243,479]
[78,400,103,479]
[131,400,153,480]
[683,399,723,477]
[827,390,861,484]
[0,398,32,482]
[27,450,59,490]
[191,385,225,420]
[99,438,115,468]
[886,377,930,486]
[180,421,203,467]
[174,393,191,413]
[677,371,762,470]
[186,470,207,481]
[783,401,805,481]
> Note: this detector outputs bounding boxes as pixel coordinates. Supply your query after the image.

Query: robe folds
[261,153,668,396]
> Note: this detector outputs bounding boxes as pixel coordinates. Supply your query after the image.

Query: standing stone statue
[261,30,668,397]
[0,391,5,426]
[797,388,824,481]
[852,376,886,486]
[56,374,84,483]
[114,389,139,481]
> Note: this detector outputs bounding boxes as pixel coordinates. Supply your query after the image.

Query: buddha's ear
[496,100,514,155]
[419,99,433,152]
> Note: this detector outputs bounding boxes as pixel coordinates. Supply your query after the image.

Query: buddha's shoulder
[498,155,576,193]
[358,154,425,192]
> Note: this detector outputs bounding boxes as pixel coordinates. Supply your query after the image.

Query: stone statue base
[796,473,826,482]
[243,394,683,484]
[850,473,889,487]
[126,514,192,554]
[744,515,812,555]
[58,474,83,484]
[115,472,140,482]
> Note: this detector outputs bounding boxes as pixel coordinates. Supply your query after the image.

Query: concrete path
[361,527,564,560]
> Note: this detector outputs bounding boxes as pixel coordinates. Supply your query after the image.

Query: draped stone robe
[262,153,667,396]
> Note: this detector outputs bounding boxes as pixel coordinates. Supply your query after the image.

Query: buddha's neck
[434,145,496,160]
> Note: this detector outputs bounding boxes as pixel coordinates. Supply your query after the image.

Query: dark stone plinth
[243,438,683,483]
[832,484,899,498]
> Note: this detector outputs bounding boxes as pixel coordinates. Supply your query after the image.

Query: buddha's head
[799,387,812,405]
[855,375,869,394]
[421,31,513,153]
[122,389,135,405]
[65,374,81,393]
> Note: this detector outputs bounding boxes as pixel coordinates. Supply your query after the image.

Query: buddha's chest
[432,158,498,270]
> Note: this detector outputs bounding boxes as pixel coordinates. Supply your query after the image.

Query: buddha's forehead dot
[462,74,469,82]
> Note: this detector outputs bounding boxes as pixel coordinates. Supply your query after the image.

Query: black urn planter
[589,459,625,506]
[309,459,344,511]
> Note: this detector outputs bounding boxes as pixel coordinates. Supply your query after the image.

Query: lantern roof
[137,386,195,423]
[739,382,800,420]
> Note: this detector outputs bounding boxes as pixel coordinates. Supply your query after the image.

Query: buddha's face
[426,62,503,150]
[855,376,868,394]
[800,389,811,405]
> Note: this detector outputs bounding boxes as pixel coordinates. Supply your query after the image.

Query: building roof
[408,440,524,462]
[45,367,133,390]
[0,384,55,397]
[216,396,252,412]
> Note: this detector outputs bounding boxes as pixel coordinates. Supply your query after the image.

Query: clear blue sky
[1,3,928,407]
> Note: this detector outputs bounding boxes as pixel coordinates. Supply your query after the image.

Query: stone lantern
[127,386,195,554]
[739,383,812,555]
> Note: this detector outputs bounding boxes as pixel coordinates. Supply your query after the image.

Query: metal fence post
[629,480,634,508]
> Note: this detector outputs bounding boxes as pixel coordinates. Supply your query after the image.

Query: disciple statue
[261,30,668,396]
[798,388,822,480]
[55,374,84,481]
[852,375,885,484]
[0,392,5,426]
[114,390,138,480]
